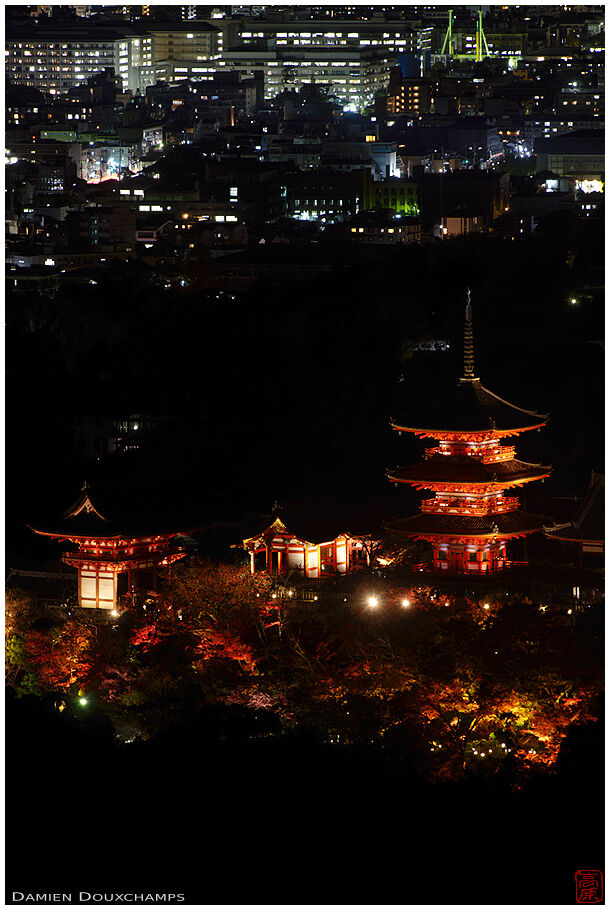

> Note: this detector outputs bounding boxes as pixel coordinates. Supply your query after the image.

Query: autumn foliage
[5,566,602,786]
[23,620,95,692]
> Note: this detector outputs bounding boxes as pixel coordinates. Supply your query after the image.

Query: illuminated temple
[386,294,551,574]
[29,481,198,610]
[240,504,381,578]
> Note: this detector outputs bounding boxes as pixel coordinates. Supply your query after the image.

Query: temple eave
[386,467,551,488]
[386,524,543,540]
[390,422,547,438]
[387,473,550,488]
[385,511,546,537]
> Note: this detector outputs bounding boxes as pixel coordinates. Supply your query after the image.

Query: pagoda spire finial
[463,288,476,380]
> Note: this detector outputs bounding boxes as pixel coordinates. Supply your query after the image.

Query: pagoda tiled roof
[29,480,208,540]
[242,499,386,546]
[392,378,548,434]
[388,456,551,486]
[546,473,604,544]
[386,510,546,538]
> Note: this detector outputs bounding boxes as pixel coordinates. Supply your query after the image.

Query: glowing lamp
[401,599,410,608]
[78,697,88,706]
[272,593,277,599]
[483,603,490,610]
[367,596,379,609]
[110,609,119,618]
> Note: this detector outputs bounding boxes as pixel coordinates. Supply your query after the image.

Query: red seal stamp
[576,870,603,903]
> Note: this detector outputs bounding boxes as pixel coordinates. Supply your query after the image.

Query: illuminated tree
[271,593,601,784]
[23,619,96,692]
[172,558,272,631]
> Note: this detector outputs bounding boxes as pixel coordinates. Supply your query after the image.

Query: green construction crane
[476,9,490,62]
[441,7,490,62]
[441,8,454,56]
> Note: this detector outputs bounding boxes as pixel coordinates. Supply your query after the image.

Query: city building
[362,174,419,214]
[534,129,604,184]
[386,68,431,115]
[226,15,421,55]
[5,19,222,95]
[286,168,365,221]
[386,296,551,575]
[119,21,222,92]
[6,22,129,94]
[64,206,136,249]
[348,210,421,243]
[218,45,394,110]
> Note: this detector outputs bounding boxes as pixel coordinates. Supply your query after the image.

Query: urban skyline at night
[5,3,605,907]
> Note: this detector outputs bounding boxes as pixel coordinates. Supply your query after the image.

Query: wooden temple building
[545,472,604,568]
[29,481,200,610]
[386,294,551,574]
[240,504,381,579]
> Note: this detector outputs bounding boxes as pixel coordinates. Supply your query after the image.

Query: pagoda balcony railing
[62,548,186,566]
[421,497,520,515]
[424,446,515,462]
[478,447,516,464]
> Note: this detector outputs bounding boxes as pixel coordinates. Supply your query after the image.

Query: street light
[401,598,410,608]
[367,596,379,609]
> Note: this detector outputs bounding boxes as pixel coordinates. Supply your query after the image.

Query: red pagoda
[29,481,198,610]
[386,293,551,574]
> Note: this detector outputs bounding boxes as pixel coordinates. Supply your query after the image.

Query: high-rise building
[6,23,124,95]
[6,19,222,95]
[219,45,392,109]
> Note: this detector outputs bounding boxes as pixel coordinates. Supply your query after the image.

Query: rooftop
[29,479,208,540]
[388,457,551,487]
[393,297,548,436]
[242,498,389,546]
[386,510,546,538]
[392,378,548,435]
[546,472,604,544]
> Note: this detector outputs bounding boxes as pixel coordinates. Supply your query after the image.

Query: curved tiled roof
[546,473,604,544]
[388,456,551,486]
[242,501,386,546]
[386,510,546,538]
[29,480,208,540]
[392,378,548,434]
